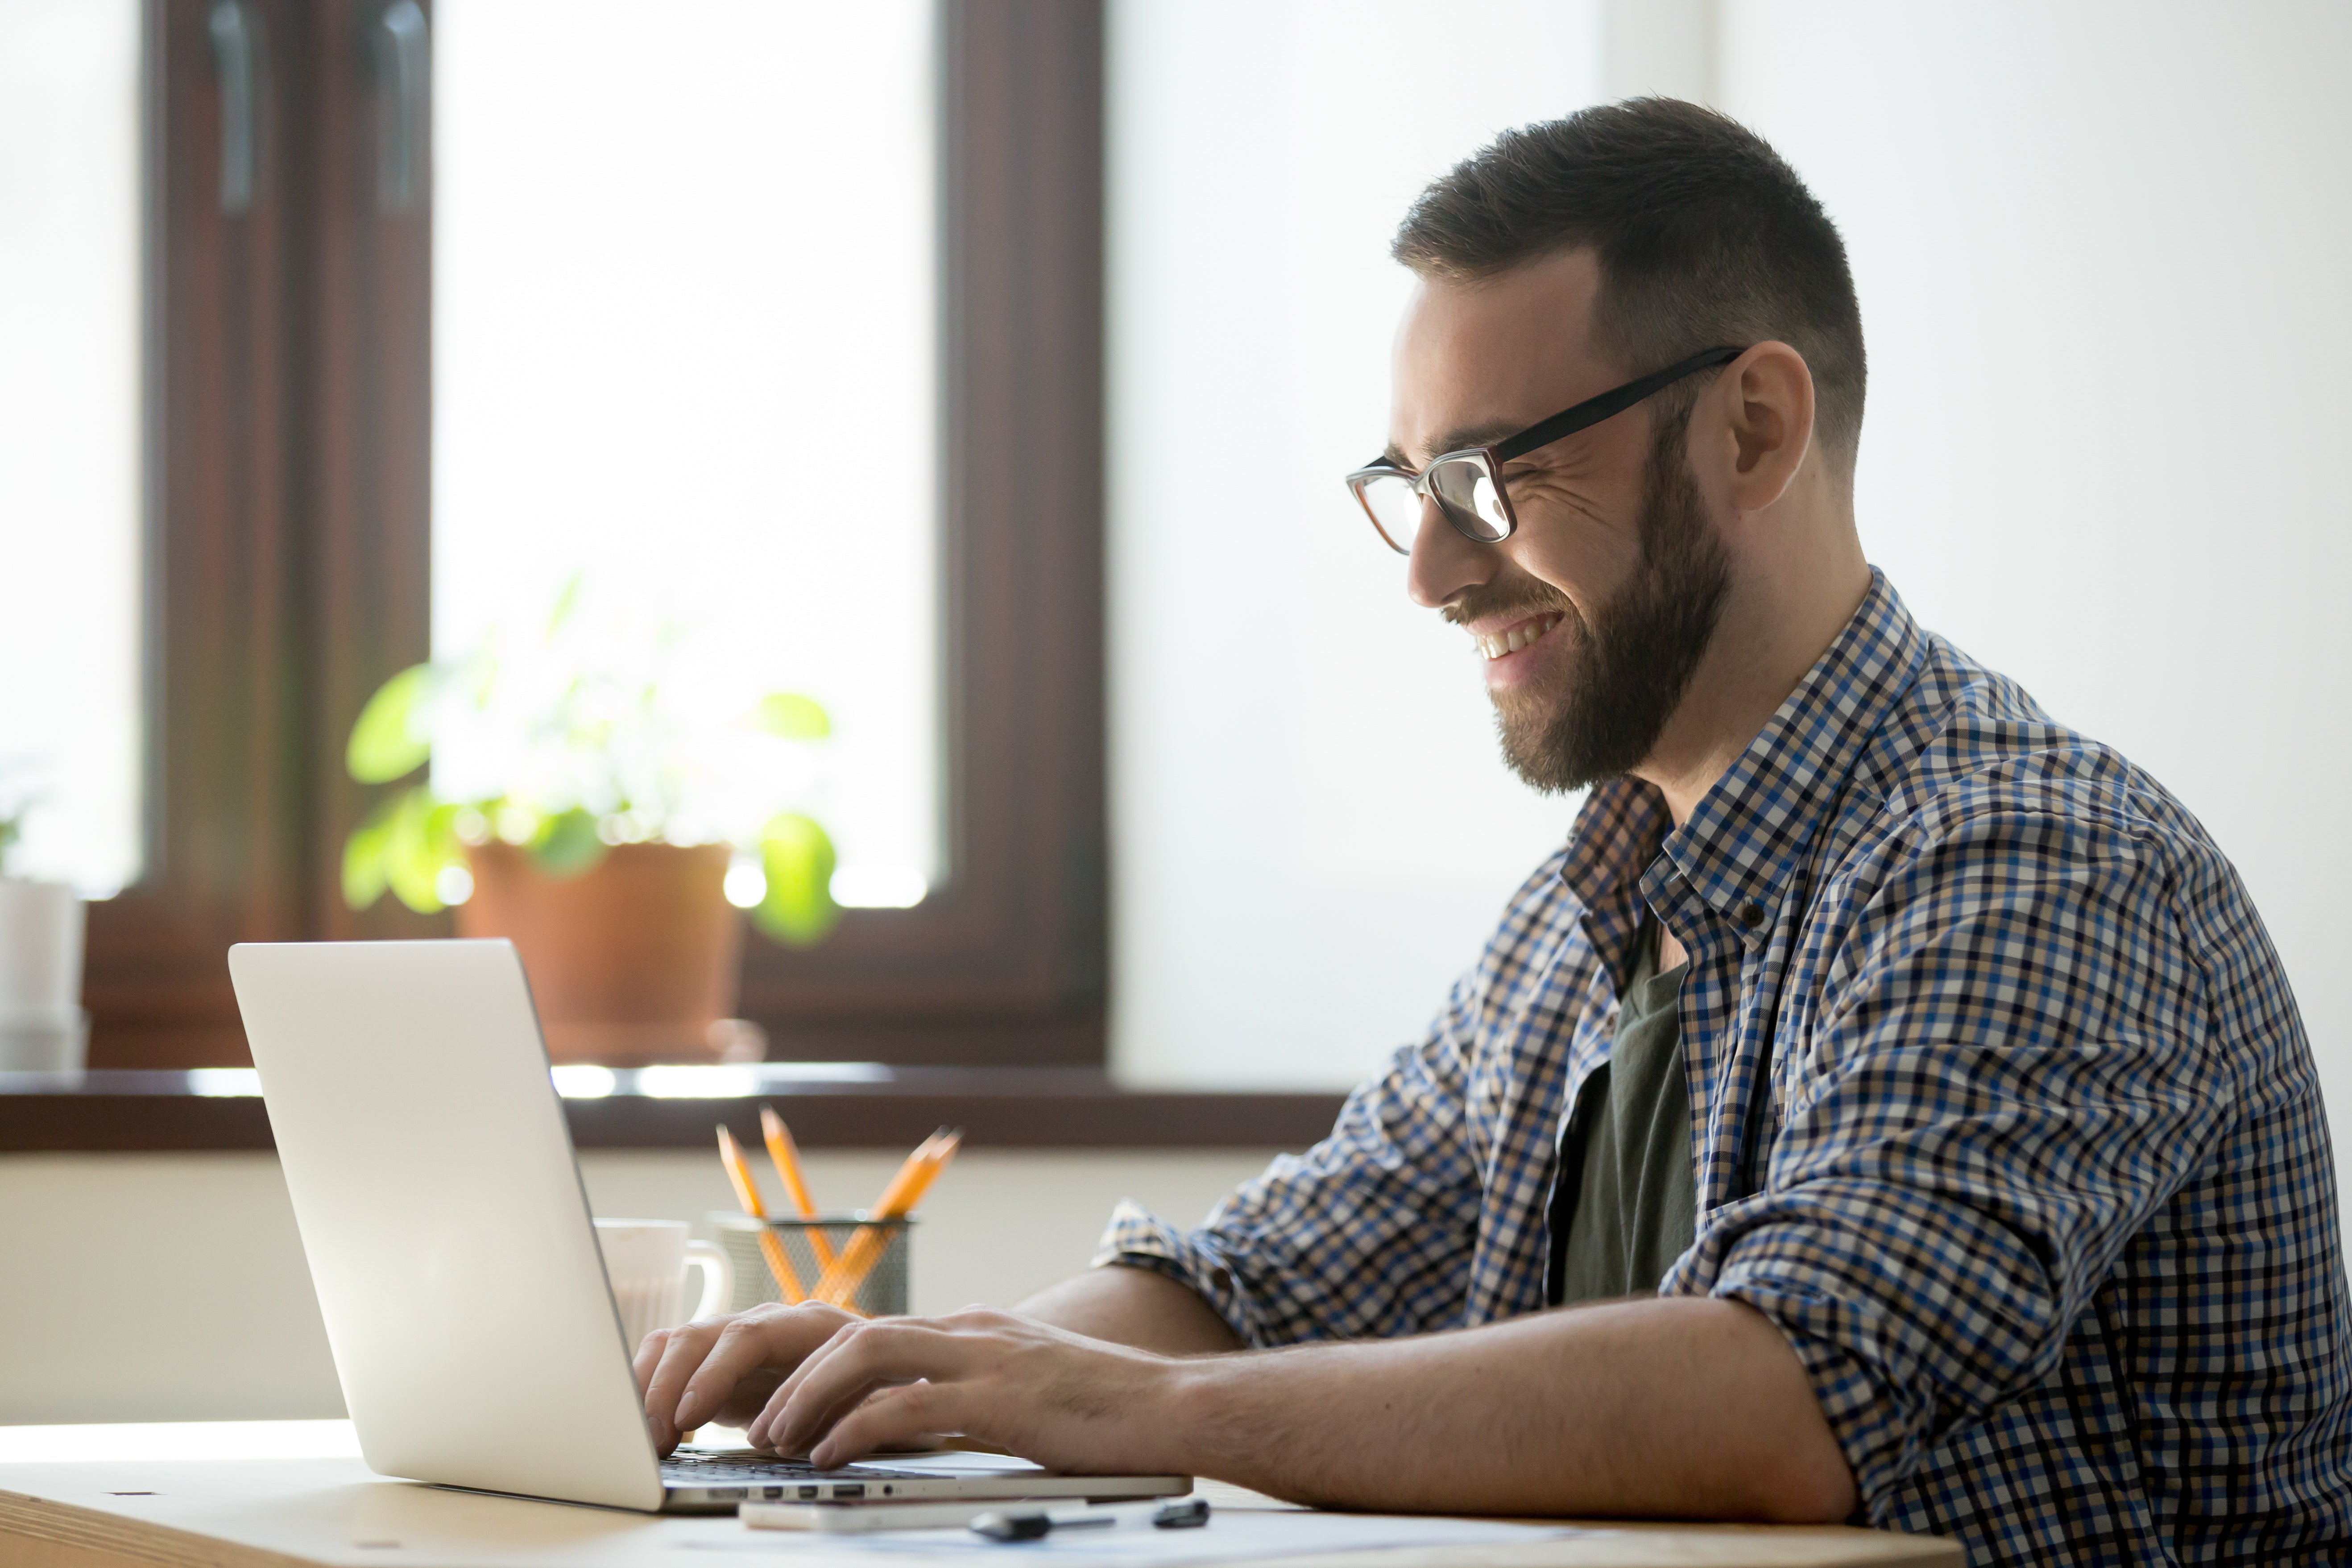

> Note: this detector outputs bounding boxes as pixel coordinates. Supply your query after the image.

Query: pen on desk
[715,1125,805,1303]
[758,1105,835,1270]
[969,1497,1210,1542]
[812,1127,959,1308]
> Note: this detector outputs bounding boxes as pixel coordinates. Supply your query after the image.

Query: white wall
[1712,0,2352,1203]
[1110,1,2352,1213]
[0,1149,1276,1425]
[1106,0,1607,1092]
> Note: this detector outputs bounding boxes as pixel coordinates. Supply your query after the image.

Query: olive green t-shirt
[1545,928,1696,1307]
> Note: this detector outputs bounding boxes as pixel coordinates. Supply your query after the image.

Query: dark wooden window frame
[89,0,1109,1072]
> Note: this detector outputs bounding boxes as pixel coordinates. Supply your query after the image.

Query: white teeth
[1474,614,1561,661]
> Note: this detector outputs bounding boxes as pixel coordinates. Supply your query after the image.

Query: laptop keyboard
[663,1450,900,1483]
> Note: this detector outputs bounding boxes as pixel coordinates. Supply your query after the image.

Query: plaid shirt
[1100,571,2352,1565]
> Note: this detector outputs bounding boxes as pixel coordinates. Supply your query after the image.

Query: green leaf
[755,812,841,947]
[750,692,831,740]
[545,571,585,638]
[382,789,463,914]
[340,796,402,910]
[347,664,437,783]
[528,806,607,878]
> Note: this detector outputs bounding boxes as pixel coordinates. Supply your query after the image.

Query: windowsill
[0,1066,1348,1153]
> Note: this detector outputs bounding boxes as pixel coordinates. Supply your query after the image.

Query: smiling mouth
[1474,614,1564,661]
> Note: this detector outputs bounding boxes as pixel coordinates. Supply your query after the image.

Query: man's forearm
[1155,1296,1855,1522]
[1017,1263,1242,1356]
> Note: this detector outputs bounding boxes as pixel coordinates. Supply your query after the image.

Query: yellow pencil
[716,1125,805,1303]
[759,1105,836,1270]
[815,1128,960,1308]
[809,1132,941,1307]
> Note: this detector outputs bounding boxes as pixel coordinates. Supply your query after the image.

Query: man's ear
[1710,342,1815,515]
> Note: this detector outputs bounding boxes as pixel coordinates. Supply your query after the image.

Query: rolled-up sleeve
[1669,803,2232,1514]
[1093,979,1488,1347]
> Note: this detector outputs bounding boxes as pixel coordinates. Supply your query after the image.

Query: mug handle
[685,1239,734,1321]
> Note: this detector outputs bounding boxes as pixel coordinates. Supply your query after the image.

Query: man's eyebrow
[1383,422,1527,470]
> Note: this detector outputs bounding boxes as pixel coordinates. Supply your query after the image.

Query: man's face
[1386,251,1731,793]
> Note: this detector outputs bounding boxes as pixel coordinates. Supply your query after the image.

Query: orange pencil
[816,1128,960,1308]
[716,1125,805,1303]
[759,1105,835,1270]
[810,1132,941,1306]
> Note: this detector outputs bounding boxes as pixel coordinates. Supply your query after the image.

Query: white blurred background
[0,0,141,896]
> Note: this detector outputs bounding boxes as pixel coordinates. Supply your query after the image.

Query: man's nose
[1405,497,1498,609]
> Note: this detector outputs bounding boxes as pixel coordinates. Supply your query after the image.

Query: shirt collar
[1560,568,1926,946]
[1657,567,1925,943]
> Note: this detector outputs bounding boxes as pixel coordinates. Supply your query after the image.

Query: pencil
[716,1124,806,1303]
[759,1105,836,1270]
[814,1128,961,1309]
[807,1132,940,1307]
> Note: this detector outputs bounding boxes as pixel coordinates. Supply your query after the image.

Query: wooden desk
[0,1426,1960,1568]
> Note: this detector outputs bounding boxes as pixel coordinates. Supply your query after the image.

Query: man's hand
[633,1282,1854,1523]
[751,1307,1184,1475]
[633,1301,861,1454]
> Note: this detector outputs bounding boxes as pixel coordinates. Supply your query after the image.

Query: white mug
[593,1218,734,1357]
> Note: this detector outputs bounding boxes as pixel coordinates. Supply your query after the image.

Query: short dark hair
[1393,99,1866,463]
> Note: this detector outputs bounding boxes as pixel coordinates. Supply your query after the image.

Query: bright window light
[723,856,767,910]
[188,1069,262,1098]
[830,865,928,909]
[433,864,474,907]
[0,0,143,897]
[550,1063,617,1099]
[637,1064,762,1100]
[433,1,940,894]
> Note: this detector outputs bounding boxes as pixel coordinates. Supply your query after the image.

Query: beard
[1457,418,1732,794]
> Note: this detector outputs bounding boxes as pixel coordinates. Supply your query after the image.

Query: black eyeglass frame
[1343,345,1747,555]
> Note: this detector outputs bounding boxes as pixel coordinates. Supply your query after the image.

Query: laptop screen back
[229,939,665,1511]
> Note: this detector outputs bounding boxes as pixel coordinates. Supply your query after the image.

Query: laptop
[227,939,1191,1513]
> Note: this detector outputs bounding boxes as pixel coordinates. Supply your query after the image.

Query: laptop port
[762,1487,784,1500]
[832,1485,866,1499]
[797,1485,820,1500]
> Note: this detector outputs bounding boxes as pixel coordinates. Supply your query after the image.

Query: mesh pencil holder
[709,1213,911,1319]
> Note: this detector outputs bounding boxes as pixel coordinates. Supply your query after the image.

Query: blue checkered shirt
[1100,571,2352,1564]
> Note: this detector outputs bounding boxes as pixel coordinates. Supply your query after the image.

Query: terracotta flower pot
[455,840,749,1065]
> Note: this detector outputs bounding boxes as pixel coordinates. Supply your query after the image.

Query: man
[637,101,2352,1562]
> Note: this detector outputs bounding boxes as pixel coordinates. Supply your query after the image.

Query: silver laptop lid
[229,939,665,1512]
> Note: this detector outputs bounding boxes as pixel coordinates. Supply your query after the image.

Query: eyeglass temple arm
[1491,346,1746,463]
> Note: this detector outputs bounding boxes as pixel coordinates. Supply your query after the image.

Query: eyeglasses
[1342,345,1746,555]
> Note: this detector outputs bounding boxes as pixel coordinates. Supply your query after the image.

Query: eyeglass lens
[1428,456,1510,542]
[1354,472,1425,554]
[1354,455,1511,555]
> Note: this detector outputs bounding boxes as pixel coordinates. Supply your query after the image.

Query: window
[432,0,940,902]
[73,0,1107,1072]
[0,0,144,897]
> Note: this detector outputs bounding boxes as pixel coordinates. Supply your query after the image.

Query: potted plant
[341,585,841,1064]
[0,778,89,1073]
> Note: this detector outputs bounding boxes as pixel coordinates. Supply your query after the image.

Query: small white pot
[0,879,87,1072]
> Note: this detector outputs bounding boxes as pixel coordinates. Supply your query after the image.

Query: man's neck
[1637,545,1872,827]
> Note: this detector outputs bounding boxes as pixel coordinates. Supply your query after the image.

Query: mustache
[1441,579,1578,629]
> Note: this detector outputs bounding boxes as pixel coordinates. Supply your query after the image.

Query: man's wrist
[1126,1336,1341,1500]
[1135,1345,1234,1479]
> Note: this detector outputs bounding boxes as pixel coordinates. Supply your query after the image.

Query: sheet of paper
[680,1510,1576,1564]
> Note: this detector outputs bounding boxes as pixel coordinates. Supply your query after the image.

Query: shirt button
[1738,902,1766,930]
